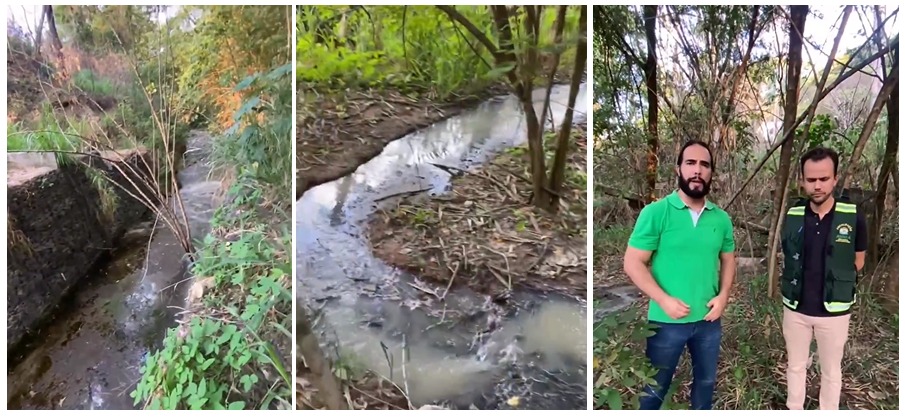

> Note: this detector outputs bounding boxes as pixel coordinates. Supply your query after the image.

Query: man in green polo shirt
[623,140,737,410]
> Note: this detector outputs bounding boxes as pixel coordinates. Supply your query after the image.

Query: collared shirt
[627,190,736,323]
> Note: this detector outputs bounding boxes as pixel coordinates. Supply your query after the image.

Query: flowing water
[297,83,589,409]
[7,131,222,410]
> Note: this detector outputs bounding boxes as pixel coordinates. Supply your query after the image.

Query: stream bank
[7,148,154,356]
[297,82,589,410]
[6,131,222,410]
[296,84,509,198]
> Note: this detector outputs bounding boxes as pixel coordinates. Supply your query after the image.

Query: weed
[131,177,292,410]
[594,225,632,257]
[72,69,116,96]
[85,167,120,225]
[6,122,82,166]
[409,208,435,226]
[593,304,658,410]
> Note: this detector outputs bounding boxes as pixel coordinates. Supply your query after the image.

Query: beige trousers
[782,308,851,410]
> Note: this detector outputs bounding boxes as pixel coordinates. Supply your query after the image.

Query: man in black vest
[779,147,867,410]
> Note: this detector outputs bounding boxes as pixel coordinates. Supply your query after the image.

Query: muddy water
[7,131,221,410]
[297,83,588,409]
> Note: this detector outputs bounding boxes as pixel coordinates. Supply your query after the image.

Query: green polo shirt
[627,190,736,323]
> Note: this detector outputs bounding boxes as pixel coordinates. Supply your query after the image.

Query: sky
[794,5,899,77]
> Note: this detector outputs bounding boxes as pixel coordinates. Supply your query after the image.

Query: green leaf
[270,321,292,339]
[229,401,246,410]
[234,74,259,91]
[266,63,292,80]
[486,62,516,79]
[607,390,623,410]
[201,357,215,371]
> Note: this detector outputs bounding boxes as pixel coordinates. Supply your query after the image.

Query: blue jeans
[639,319,722,410]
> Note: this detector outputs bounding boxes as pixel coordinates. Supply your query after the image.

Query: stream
[297,83,589,410]
[7,130,221,410]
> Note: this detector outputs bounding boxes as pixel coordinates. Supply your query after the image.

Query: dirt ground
[366,125,588,300]
[295,85,509,199]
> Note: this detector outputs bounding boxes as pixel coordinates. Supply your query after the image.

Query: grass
[593,271,900,410]
[7,121,82,157]
[73,69,117,96]
[84,167,121,225]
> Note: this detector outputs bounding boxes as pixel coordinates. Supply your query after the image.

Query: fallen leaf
[506,396,520,407]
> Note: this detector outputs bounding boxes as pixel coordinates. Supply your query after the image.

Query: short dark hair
[799,147,839,176]
[676,140,714,168]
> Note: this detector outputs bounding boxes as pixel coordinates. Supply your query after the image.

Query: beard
[678,174,711,199]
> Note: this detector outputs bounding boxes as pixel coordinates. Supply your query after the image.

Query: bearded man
[623,139,737,410]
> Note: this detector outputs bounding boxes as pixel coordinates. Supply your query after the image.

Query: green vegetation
[296,5,581,98]
[7,5,292,410]
[592,305,657,410]
[131,178,292,410]
[72,68,117,96]
[6,121,80,156]
[593,4,899,410]
[214,63,293,196]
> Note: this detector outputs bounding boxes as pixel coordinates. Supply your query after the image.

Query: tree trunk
[523,102,552,211]
[642,5,659,203]
[871,50,898,270]
[34,7,46,56]
[767,5,807,299]
[547,6,587,211]
[297,307,347,410]
[539,6,568,130]
[839,59,899,188]
[45,6,63,59]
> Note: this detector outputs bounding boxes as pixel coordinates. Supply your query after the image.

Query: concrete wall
[6,150,154,353]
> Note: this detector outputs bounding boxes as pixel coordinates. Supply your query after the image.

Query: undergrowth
[593,274,900,410]
[214,62,293,198]
[131,177,292,410]
[72,68,117,96]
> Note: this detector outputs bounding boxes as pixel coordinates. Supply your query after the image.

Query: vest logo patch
[836,223,852,244]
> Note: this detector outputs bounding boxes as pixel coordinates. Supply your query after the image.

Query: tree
[437,5,586,213]
[766,5,807,298]
[44,6,63,59]
[641,5,658,204]
[871,47,898,271]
